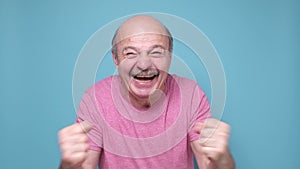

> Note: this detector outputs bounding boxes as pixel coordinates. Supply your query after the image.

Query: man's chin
[130,89,153,100]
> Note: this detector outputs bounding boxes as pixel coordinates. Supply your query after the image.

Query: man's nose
[136,52,152,70]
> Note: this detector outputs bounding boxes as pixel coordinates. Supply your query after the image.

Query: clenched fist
[191,118,235,169]
[58,121,92,169]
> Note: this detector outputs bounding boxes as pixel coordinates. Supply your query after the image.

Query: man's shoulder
[170,74,198,88]
[94,75,114,88]
[169,74,205,95]
[85,75,115,94]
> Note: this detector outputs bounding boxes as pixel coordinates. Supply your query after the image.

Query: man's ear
[112,52,119,66]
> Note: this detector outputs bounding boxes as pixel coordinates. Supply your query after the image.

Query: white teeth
[136,75,154,78]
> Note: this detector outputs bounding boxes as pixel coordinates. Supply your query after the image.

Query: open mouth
[132,71,159,81]
[130,70,160,91]
[134,73,158,81]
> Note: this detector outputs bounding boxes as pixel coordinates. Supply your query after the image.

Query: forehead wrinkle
[119,34,169,50]
[112,15,173,55]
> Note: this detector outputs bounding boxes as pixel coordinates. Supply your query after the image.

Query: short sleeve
[76,88,103,151]
[187,85,211,142]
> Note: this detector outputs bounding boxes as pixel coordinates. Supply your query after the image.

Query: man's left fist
[192,118,235,169]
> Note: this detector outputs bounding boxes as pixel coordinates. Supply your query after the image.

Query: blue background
[0,0,299,169]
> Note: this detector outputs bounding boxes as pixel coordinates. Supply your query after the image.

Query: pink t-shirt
[76,74,210,169]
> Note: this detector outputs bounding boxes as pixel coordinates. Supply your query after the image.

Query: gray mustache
[130,69,159,77]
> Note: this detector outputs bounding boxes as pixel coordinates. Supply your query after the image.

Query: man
[58,15,235,169]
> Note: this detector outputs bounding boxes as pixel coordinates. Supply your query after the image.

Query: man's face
[113,33,171,99]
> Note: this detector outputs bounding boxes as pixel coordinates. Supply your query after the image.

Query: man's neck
[128,89,165,110]
[119,84,166,111]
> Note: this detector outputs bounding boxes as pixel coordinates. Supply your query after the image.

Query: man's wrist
[215,152,235,169]
[59,162,82,169]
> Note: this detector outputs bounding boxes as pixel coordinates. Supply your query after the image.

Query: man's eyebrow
[122,46,138,52]
[122,45,166,52]
[149,45,166,50]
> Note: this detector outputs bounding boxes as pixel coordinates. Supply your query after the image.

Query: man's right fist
[58,121,92,169]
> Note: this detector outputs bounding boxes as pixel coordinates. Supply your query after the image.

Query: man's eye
[151,51,162,54]
[150,51,164,57]
[125,52,137,58]
[125,52,135,55]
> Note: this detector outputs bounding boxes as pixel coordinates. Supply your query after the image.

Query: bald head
[112,15,173,54]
